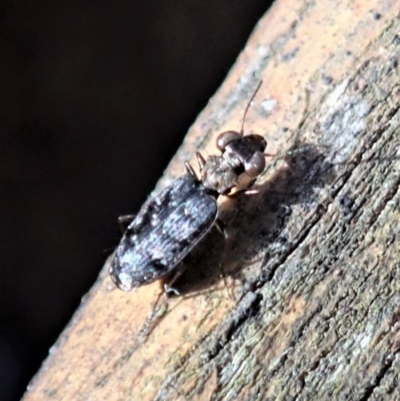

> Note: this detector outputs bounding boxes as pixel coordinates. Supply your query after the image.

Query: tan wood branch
[22,0,400,400]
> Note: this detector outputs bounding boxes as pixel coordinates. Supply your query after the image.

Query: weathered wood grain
[22,0,400,400]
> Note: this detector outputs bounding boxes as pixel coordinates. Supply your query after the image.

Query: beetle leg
[118,214,136,233]
[214,218,228,238]
[196,152,206,173]
[161,264,188,297]
[227,184,259,197]
[163,283,180,297]
[185,161,199,180]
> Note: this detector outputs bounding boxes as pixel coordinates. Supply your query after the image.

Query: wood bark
[22,0,400,400]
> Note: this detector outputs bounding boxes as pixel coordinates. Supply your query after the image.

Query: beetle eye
[244,151,266,177]
[216,131,241,151]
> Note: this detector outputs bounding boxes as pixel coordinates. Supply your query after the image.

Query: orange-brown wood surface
[23,0,400,400]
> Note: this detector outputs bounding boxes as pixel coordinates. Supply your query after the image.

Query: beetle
[110,82,268,292]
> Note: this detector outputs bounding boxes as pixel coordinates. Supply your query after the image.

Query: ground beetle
[110,82,268,292]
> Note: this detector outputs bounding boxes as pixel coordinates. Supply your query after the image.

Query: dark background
[0,1,271,400]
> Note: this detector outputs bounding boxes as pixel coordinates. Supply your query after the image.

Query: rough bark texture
[22,0,400,400]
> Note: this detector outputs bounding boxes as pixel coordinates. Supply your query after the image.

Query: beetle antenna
[240,80,263,135]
